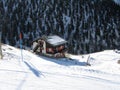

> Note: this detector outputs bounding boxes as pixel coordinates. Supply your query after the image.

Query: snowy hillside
[0,44,120,90]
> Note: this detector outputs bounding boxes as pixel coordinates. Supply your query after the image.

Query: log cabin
[32,35,67,58]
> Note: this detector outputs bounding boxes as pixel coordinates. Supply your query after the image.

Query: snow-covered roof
[46,35,67,46]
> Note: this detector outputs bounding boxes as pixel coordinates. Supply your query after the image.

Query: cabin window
[46,48,54,54]
[56,45,65,52]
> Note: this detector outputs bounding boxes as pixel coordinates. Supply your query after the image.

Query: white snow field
[0,44,120,90]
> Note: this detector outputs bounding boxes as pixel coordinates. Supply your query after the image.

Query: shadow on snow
[39,56,87,66]
[24,61,41,77]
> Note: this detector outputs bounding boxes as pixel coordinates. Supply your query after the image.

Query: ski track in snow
[0,44,120,90]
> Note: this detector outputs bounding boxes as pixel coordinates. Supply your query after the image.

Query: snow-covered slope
[0,44,120,90]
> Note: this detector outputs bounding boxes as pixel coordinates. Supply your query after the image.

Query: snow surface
[0,44,120,90]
